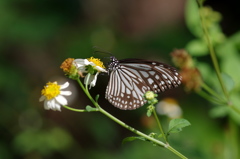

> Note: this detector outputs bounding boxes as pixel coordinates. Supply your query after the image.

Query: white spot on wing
[147,78,154,85]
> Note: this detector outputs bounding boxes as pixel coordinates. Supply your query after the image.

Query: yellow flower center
[41,82,60,100]
[87,57,106,69]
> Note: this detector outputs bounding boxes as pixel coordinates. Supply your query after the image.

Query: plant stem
[63,105,99,112]
[76,76,100,109]
[229,105,240,115]
[167,145,188,159]
[224,118,239,159]
[198,2,240,114]
[198,1,229,101]
[98,106,188,159]
[201,84,240,114]
[74,78,188,159]
[152,108,168,143]
[197,91,223,105]
[201,83,226,104]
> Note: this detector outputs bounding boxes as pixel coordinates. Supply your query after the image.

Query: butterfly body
[105,56,181,110]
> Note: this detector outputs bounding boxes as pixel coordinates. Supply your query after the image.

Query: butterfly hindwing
[105,57,181,110]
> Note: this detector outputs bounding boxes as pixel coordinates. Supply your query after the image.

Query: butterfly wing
[105,64,151,110]
[105,58,181,110]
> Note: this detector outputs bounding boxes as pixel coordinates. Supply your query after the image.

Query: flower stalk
[40,57,188,159]
[152,108,168,143]
[74,76,188,159]
[198,0,229,101]
[197,0,240,115]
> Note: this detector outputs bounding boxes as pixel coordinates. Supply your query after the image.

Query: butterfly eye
[105,57,181,110]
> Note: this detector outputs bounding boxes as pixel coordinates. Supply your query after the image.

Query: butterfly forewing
[105,57,181,110]
[106,65,149,110]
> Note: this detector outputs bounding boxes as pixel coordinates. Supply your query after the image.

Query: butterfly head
[108,56,119,73]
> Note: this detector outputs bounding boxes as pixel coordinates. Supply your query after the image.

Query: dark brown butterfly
[105,56,181,110]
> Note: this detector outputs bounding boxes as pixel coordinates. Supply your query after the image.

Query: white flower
[73,57,107,88]
[39,81,72,111]
[156,98,182,118]
[73,59,92,73]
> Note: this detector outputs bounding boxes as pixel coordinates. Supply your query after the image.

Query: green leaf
[146,109,152,117]
[185,0,202,38]
[221,73,235,93]
[216,37,240,88]
[209,106,229,118]
[85,105,97,112]
[95,94,100,102]
[168,118,191,134]
[122,136,146,145]
[158,133,163,138]
[185,39,208,56]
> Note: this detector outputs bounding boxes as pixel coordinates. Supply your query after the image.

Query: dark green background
[0,0,239,158]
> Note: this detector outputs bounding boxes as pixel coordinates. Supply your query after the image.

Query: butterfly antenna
[92,46,113,57]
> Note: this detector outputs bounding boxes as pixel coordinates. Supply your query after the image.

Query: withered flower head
[171,49,194,69]
[180,68,202,92]
[60,58,79,79]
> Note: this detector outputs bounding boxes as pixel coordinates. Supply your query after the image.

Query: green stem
[197,90,224,105]
[76,76,100,109]
[201,83,226,104]
[198,1,229,101]
[198,1,240,115]
[229,105,240,115]
[224,118,239,159]
[98,106,187,159]
[152,108,168,143]
[63,105,98,112]
[167,145,188,159]
[74,78,188,159]
[201,83,240,114]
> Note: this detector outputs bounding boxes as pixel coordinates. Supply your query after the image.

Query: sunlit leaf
[168,118,191,134]
[185,0,202,37]
[216,32,240,88]
[186,39,208,56]
[221,73,235,93]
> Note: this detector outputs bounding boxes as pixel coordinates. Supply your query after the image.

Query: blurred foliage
[185,0,240,124]
[0,0,240,158]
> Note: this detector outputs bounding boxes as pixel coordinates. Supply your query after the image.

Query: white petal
[74,59,92,73]
[74,59,91,66]
[84,74,94,85]
[95,66,107,72]
[83,59,92,65]
[39,95,46,102]
[54,103,61,111]
[55,95,68,105]
[89,72,99,88]
[60,82,69,89]
[49,99,56,109]
[60,90,72,96]
[74,59,85,65]
[44,100,50,110]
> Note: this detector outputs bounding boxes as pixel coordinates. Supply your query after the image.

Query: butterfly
[105,56,182,110]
